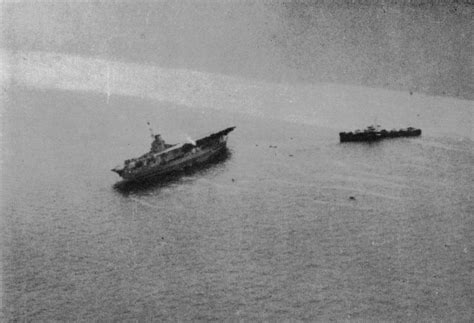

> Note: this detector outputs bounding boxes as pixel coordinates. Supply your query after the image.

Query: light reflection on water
[3,2,473,319]
[2,86,472,321]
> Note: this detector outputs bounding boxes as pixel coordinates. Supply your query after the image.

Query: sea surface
[1,1,473,321]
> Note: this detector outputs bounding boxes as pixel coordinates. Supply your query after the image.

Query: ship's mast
[147,121,155,139]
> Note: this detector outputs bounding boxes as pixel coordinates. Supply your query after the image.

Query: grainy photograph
[1,0,472,321]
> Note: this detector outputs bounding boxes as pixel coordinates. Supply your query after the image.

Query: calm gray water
[1,1,473,321]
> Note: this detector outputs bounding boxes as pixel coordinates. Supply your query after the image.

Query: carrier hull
[112,127,235,182]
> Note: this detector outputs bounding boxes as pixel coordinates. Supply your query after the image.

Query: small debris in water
[289,154,294,157]
[232,178,235,182]
[349,196,356,200]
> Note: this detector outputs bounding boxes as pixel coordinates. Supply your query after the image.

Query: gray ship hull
[112,127,235,182]
[120,142,227,181]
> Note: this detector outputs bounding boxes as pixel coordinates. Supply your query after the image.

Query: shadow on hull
[113,147,232,194]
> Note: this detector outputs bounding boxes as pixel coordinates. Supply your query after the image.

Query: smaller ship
[339,125,421,143]
[112,126,235,182]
